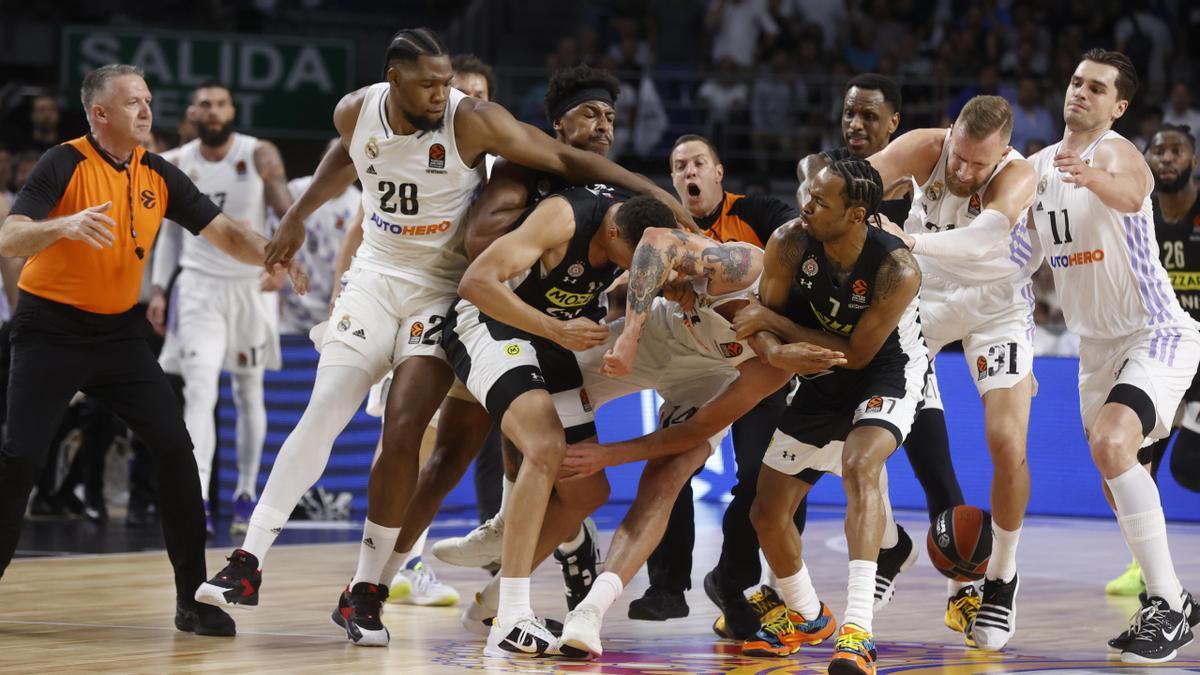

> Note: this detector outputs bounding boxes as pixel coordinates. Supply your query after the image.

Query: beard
[1154,170,1192,194]
[197,119,235,147]
[404,109,445,133]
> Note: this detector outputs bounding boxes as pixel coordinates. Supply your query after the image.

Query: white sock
[986,524,1021,583]
[579,571,623,616]
[761,551,778,587]
[404,527,430,567]
[242,503,290,564]
[843,560,877,633]
[948,579,971,596]
[778,564,821,620]
[481,574,501,611]
[558,522,587,554]
[1108,464,1183,611]
[231,371,266,499]
[499,475,515,518]
[497,577,532,626]
[381,550,407,585]
[350,520,401,587]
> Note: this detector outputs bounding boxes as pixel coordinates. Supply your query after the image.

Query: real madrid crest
[1037,174,1047,195]
[337,314,351,332]
[365,136,379,160]
[567,261,585,278]
[926,180,944,201]
[802,257,819,277]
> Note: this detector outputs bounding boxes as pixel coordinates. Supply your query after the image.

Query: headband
[548,87,615,123]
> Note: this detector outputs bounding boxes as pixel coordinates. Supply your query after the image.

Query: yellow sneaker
[1105,560,1146,597]
[945,585,981,648]
[827,623,877,675]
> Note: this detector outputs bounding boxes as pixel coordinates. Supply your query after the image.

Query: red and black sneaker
[194,549,262,609]
[331,582,390,647]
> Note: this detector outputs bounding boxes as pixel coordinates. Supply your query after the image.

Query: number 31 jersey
[348,83,486,292]
[1030,131,1191,340]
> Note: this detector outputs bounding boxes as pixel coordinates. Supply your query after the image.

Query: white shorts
[577,311,739,455]
[442,298,594,438]
[919,273,1035,396]
[764,351,926,476]
[1078,324,1200,441]
[314,263,453,382]
[160,268,281,375]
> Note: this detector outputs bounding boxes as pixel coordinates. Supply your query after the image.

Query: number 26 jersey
[1029,131,1190,340]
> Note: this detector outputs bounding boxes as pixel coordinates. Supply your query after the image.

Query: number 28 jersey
[348,83,486,293]
[1030,131,1191,340]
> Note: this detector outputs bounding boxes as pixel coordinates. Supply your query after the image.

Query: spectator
[16,94,64,154]
[1132,105,1164,153]
[779,0,843,51]
[697,57,749,151]
[706,0,778,68]
[11,151,41,194]
[450,53,495,101]
[842,21,881,73]
[1113,0,1173,99]
[1163,82,1200,134]
[1010,77,1057,156]
[750,50,796,174]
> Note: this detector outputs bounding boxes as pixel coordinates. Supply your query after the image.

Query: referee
[0,64,303,635]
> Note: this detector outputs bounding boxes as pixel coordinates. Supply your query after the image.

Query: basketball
[926,505,993,581]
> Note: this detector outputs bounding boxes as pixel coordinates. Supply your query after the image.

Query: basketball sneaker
[742,602,837,657]
[828,623,877,675]
[174,598,236,637]
[390,557,460,607]
[1109,589,1199,651]
[562,604,605,657]
[1119,595,1195,663]
[485,615,571,658]
[703,569,769,640]
[874,524,917,612]
[330,582,389,647]
[554,517,599,611]
[974,575,1018,650]
[461,592,564,639]
[195,549,262,608]
[433,516,503,568]
[944,585,980,647]
[230,494,254,536]
[1106,559,1146,596]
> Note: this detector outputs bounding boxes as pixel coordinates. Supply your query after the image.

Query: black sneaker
[702,569,761,640]
[194,549,262,608]
[973,575,1018,651]
[628,587,689,621]
[874,524,917,611]
[1120,595,1195,663]
[175,598,236,637]
[1111,589,1200,651]
[331,582,390,647]
[553,517,600,611]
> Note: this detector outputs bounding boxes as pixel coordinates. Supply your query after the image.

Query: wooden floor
[2,511,1199,674]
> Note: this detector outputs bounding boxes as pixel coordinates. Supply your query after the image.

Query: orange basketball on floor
[926,505,992,581]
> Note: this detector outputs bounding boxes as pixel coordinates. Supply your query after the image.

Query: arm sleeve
[9,145,83,220]
[734,195,799,245]
[150,220,183,289]
[910,208,1015,262]
[143,153,221,235]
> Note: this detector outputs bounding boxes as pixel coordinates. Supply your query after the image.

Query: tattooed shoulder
[875,248,920,301]
[771,219,808,271]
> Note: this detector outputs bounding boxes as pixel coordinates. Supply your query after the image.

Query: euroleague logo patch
[719,341,743,358]
[408,321,424,345]
[428,143,446,170]
[866,396,884,413]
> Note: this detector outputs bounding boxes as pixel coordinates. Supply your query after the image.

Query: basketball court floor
[2,503,1198,673]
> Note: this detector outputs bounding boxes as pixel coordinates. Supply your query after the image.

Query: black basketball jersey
[822,147,911,226]
[1153,192,1200,321]
[788,224,910,368]
[506,184,628,323]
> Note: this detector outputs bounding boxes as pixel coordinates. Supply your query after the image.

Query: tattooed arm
[254,140,293,219]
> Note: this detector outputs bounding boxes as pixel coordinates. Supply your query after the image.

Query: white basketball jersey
[905,131,1042,285]
[670,262,760,366]
[164,134,267,279]
[1030,131,1192,340]
[349,84,486,292]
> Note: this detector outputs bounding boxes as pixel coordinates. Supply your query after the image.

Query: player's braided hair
[383,28,448,75]
[827,158,883,222]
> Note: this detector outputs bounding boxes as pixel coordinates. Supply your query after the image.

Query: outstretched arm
[867,128,945,193]
[459,100,698,232]
[1055,136,1152,213]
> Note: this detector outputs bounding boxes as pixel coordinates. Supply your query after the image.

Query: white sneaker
[433,517,504,568]
[484,615,560,658]
[461,592,496,638]
[973,575,1019,651]
[561,604,604,658]
[391,559,460,607]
